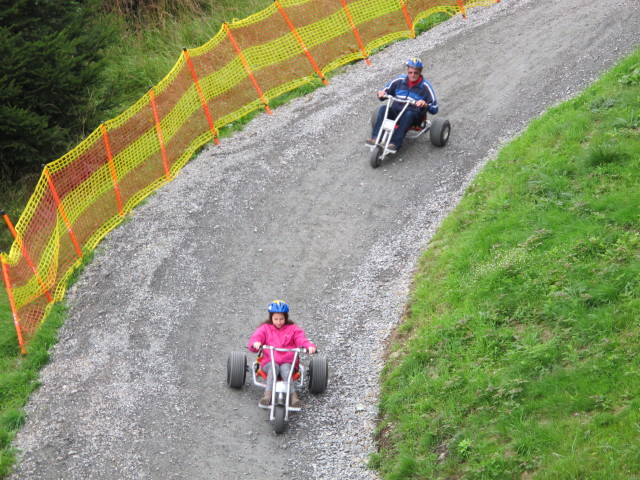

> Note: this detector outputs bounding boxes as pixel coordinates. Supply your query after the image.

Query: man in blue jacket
[366,57,439,152]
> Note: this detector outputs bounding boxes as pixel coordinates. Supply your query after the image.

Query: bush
[0,0,116,180]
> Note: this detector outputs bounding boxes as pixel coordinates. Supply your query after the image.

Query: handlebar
[259,345,313,353]
[380,93,428,108]
[261,345,305,352]
[379,93,415,105]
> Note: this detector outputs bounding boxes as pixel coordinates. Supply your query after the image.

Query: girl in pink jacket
[248,300,316,407]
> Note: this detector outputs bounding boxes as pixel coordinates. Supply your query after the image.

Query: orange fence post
[341,0,372,66]
[183,47,220,146]
[100,123,124,216]
[223,23,273,115]
[2,211,53,302]
[399,0,416,38]
[275,0,329,86]
[1,258,26,354]
[149,87,172,180]
[457,0,467,18]
[43,166,83,259]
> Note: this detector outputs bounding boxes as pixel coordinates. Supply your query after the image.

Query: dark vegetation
[0,0,116,180]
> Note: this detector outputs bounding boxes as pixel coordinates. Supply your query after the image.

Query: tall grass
[100,0,273,118]
[373,48,640,479]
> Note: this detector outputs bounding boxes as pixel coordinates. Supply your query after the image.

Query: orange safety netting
[1,0,499,353]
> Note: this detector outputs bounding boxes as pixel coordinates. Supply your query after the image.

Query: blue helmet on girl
[406,57,424,69]
[267,300,289,313]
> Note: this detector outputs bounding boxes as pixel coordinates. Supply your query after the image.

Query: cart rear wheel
[226,352,246,389]
[308,356,328,394]
[274,405,286,434]
[370,145,382,169]
[430,117,451,147]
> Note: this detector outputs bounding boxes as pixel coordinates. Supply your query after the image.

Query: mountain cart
[367,94,451,168]
[226,346,328,434]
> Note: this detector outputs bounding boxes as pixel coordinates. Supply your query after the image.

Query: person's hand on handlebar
[253,341,262,350]
[307,346,317,355]
[415,99,427,108]
[377,90,387,99]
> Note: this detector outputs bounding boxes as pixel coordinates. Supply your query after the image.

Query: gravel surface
[9,1,640,479]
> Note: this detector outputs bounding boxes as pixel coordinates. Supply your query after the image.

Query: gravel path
[9,1,640,479]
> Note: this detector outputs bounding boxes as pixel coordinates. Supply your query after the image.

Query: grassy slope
[374,49,640,479]
[0,289,66,476]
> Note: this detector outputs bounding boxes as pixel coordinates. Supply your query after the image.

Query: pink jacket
[248,323,316,367]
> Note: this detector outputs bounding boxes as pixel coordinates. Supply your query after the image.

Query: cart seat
[388,114,428,132]
[256,368,301,382]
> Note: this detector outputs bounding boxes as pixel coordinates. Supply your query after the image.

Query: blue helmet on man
[406,57,424,70]
[267,300,289,313]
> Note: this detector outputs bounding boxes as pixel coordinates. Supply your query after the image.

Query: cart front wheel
[370,145,382,168]
[226,352,247,389]
[274,405,286,434]
[308,356,328,394]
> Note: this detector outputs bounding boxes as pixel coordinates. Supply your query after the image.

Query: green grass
[415,11,452,36]
[0,289,66,476]
[100,0,274,118]
[0,249,95,478]
[374,48,640,479]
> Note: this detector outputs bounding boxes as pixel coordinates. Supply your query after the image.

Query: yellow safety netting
[0,0,500,352]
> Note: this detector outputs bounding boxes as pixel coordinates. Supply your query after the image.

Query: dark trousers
[371,105,422,150]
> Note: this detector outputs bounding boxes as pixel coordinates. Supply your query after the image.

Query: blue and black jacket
[383,74,439,115]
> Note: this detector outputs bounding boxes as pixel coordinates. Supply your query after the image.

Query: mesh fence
[1,0,499,353]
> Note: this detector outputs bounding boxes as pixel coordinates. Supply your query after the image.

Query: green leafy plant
[618,66,640,86]
[457,438,473,458]
[614,110,640,129]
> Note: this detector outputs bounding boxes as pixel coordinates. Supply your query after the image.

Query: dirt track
[9,1,640,479]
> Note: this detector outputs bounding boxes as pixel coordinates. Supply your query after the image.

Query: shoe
[387,143,398,153]
[365,138,376,146]
[290,392,302,408]
[259,390,272,406]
